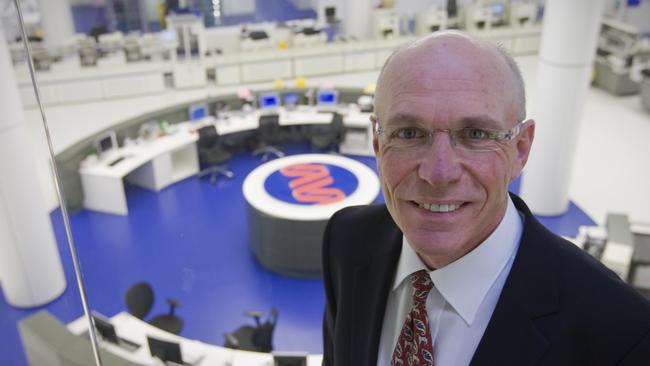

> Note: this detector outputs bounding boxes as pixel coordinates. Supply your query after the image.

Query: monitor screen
[325,6,336,17]
[317,90,338,105]
[283,93,298,106]
[490,3,505,16]
[189,103,208,120]
[147,336,183,364]
[94,131,117,157]
[91,312,119,344]
[259,92,280,109]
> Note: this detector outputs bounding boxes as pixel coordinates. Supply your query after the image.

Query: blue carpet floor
[0,144,596,366]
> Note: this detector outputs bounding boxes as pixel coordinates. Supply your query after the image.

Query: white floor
[21,55,650,226]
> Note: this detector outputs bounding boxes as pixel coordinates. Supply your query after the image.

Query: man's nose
[417,132,463,185]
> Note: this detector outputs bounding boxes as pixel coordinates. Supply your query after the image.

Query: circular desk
[243,154,380,277]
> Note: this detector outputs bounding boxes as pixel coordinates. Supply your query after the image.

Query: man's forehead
[387,41,500,84]
[376,35,515,114]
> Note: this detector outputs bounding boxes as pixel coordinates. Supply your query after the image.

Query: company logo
[264,163,359,205]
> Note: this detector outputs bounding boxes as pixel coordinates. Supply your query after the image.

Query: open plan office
[2,1,650,366]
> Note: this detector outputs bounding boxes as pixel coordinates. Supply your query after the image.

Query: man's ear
[370,114,379,155]
[510,119,535,180]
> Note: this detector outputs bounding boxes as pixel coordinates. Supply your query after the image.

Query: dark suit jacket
[322,194,650,365]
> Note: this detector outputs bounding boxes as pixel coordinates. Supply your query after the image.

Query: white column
[519,0,605,216]
[0,21,66,307]
[37,0,75,54]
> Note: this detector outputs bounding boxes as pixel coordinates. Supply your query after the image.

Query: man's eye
[393,128,425,139]
[462,128,489,140]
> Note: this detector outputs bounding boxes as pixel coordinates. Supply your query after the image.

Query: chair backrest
[252,308,277,352]
[258,114,281,142]
[197,125,219,149]
[331,113,345,143]
[125,282,154,320]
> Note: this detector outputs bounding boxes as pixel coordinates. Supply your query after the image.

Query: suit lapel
[349,211,402,366]
[470,195,559,366]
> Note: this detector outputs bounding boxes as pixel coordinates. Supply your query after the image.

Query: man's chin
[404,229,462,253]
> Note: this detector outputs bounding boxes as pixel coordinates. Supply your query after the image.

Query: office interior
[1,0,650,365]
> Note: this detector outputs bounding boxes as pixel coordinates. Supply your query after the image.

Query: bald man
[322,31,650,366]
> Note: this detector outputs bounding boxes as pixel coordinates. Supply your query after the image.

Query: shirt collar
[391,196,523,325]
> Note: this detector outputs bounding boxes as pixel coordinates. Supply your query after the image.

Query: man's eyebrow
[457,116,502,129]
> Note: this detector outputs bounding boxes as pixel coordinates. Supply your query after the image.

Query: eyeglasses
[375,120,530,153]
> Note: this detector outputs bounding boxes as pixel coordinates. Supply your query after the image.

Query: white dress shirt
[377,197,524,366]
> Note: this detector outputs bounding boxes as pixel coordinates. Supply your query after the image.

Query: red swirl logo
[280,163,346,204]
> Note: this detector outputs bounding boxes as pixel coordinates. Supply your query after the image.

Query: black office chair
[252,114,286,161]
[224,308,278,353]
[310,112,345,152]
[124,282,184,335]
[196,125,234,184]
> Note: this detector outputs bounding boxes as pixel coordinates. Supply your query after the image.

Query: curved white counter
[243,154,380,277]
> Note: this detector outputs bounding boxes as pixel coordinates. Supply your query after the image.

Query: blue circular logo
[264,163,359,205]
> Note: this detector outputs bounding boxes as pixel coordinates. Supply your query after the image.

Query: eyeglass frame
[373,119,532,153]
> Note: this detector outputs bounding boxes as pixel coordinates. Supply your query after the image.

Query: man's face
[373,36,534,269]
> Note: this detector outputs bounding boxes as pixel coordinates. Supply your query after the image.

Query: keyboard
[107,156,126,166]
[115,336,141,352]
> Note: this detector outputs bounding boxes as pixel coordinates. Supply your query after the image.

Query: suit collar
[349,207,402,366]
[470,193,559,366]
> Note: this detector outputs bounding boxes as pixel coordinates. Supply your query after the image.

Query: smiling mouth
[416,202,465,213]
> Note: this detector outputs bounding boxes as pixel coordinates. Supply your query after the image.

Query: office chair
[310,112,345,152]
[124,282,184,335]
[224,308,278,353]
[196,125,234,184]
[252,114,286,161]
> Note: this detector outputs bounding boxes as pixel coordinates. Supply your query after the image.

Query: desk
[68,312,323,366]
[339,110,374,156]
[79,126,199,215]
[79,107,374,215]
[243,154,380,277]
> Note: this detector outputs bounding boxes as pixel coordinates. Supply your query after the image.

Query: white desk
[79,126,199,215]
[68,312,323,366]
[79,107,374,215]
[278,108,334,126]
[338,110,374,157]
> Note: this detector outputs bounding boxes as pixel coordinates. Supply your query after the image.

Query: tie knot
[410,269,433,303]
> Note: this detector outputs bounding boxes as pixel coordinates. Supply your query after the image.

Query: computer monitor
[147,336,184,364]
[94,131,118,158]
[325,6,336,18]
[490,3,505,17]
[283,93,299,107]
[316,89,338,107]
[188,103,208,120]
[91,312,119,344]
[259,92,280,110]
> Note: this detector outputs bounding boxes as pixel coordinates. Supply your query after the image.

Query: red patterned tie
[391,269,435,366]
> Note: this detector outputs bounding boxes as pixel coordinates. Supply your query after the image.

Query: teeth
[418,202,461,213]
